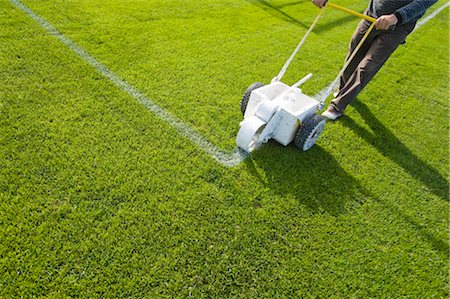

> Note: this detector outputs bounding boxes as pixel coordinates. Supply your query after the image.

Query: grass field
[1,0,449,297]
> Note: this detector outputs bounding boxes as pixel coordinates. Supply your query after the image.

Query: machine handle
[327,3,397,30]
[326,2,376,23]
[291,73,313,89]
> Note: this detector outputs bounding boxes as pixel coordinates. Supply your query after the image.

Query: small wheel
[294,114,326,151]
[236,116,266,152]
[240,82,264,115]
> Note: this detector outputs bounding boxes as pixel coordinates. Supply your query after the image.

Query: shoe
[321,106,343,120]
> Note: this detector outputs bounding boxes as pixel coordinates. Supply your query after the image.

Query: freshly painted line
[313,77,340,106]
[413,1,449,33]
[315,1,449,103]
[9,0,446,166]
[9,0,248,167]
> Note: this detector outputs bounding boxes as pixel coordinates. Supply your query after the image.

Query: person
[312,0,438,120]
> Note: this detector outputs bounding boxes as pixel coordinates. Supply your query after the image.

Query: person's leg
[339,19,376,90]
[331,23,416,113]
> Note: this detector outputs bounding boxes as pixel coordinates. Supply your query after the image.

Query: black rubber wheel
[294,114,326,151]
[240,82,264,115]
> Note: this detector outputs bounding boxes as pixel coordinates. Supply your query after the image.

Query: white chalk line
[10,0,448,166]
[413,1,449,33]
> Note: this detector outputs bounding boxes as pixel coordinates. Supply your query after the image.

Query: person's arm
[394,0,437,24]
[375,0,437,30]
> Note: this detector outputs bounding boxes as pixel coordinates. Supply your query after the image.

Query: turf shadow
[341,100,449,201]
[244,143,448,254]
[374,195,450,255]
[247,0,357,33]
[276,1,304,9]
[246,0,310,29]
[244,146,365,216]
[313,15,357,34]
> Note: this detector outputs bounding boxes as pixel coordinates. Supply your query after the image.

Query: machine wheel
[294,114,326,151]
[240,82,264,115]
[236,116,267,153]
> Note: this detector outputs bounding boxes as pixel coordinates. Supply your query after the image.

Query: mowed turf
[0,0,448,297]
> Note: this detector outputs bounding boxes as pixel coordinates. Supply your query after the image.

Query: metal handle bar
[292,73,313,89]
[272,8,326,83]
[326,3,376,23]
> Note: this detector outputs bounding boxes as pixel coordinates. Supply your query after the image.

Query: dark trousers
[331,19,416,112]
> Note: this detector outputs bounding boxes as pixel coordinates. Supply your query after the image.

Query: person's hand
[375,14,398,30]
[312,0,327,8]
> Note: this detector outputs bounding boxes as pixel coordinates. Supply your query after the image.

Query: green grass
[1,0,449,297]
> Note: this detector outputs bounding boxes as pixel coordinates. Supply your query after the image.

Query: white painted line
[315,1,449,103]
[9,0,248,167]
[413,1,449,33]
[314,77,340,106]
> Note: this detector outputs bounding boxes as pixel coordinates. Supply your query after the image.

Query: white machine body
[236,78,320,152]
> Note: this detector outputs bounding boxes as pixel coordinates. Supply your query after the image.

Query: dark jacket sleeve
[395,0,438,24]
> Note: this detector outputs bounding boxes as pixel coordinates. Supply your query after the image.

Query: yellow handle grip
[327,2,377,23]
